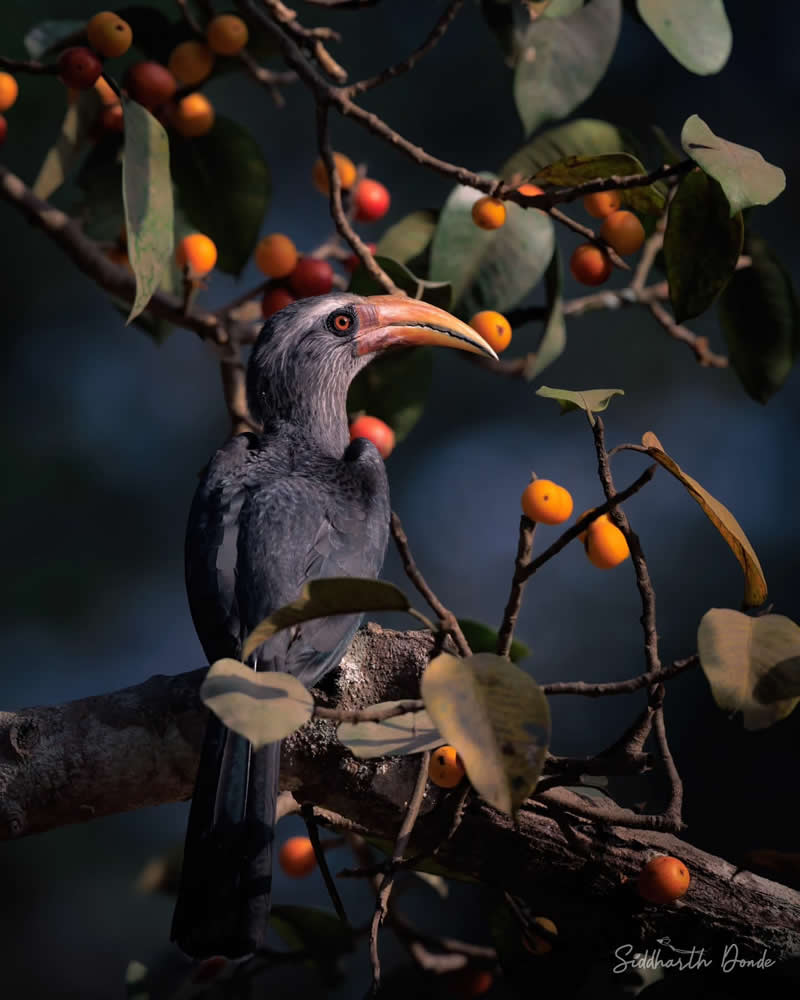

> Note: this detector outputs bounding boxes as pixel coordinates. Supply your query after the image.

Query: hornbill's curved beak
[354,295,499,361]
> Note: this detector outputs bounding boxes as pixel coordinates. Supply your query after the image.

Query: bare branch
[496,515,536,658]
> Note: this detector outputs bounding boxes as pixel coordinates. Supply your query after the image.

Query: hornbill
[172,292,496,959]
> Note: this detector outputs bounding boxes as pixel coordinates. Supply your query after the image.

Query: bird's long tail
[171,712,281,958]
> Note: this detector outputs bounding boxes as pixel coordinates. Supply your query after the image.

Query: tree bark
[1,624,798,965]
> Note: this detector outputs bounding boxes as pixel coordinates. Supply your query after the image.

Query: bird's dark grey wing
[185,434,257,664]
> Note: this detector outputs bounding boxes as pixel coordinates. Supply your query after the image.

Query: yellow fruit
[521,480,573,525]
[0,72,19,112]
[468,310,512,354]
[638,856,690,904]
[311,152,357,194]
[585,517,629,569]
[206,14,249,56]
[173,93,215,137]
[86,12,133,59]
[176,233,217,277]
[583,190,621,219]
[254,233,298,278]
[600,210,646,256]
[428,746,465,788]
[168,40,215,85]
[471,196,506,230]
[279,836,317,878]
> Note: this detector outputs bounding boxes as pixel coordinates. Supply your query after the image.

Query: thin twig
[219,357,259,435]
[542,654,698,696]
[496,515,536,658]
[369,752,431,994]
[390,511,472,656]
[0,56,61,74]
[301,802,349,924]
[345,0,465,97]
[648,300,728,367]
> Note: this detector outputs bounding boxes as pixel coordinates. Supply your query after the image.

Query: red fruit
[99,103,123,132]
[343,243,377,272]
[349,415,395,459]
[0,115,7,146]
[354,179,390,222]
[58,47,103,90]
[261,287,296,318]
[125,61,177,110]
[288,257,334,297]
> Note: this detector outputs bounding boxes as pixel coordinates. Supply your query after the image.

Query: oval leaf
[533,152,665,217]
[348,255,452,311]
[242,578,411,660]
[429,177,554,316]
[377,210,438,266]
[421,652,550,816]
[681,116,786,216]
[718,236,800,403]
[337,703,443,758]
[663,169,743,323]
[171,116,271,276]
[698,609,800,730]
[513,0,622,136]
[637,0,731,75]
[536,386,624,423]
[458,618,530,663]
[503,118,632,181]
[201,659,314,748]
[641,432,767,607]
[122,99,174,323]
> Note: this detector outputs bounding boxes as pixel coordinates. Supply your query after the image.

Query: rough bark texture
[1,624,798,965]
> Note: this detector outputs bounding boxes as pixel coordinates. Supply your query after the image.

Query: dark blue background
[1,1,799,995]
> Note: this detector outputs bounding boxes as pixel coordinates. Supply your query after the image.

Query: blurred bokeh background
[2,1,799,996]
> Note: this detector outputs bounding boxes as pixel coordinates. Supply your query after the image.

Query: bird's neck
[256,378,351,458]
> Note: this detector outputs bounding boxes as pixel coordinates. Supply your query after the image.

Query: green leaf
[242,578,411,660]
[640,431,767,607]
[337,703,443,758]
[377,210,438,265]
[680,116,786,216]
[171,116,270,275]
[663,170,743,322]
[429,177,554,316]
[348,255,452,311]
[513,0,622,136]
[532,152,666,216]
[536,386,623,423]
[122,99,173,323]
[458,618,530,662]
[347,343,432,443]
[718,236,800,403]
[33,90,104,201]
[200,660,314,748]
[503,118,633,181]
[24,19,85,58]
[271,904,355,985]
[421,652,550,816]
[637,0,731,75]
[525,249,566,379]
[698,609,800,730]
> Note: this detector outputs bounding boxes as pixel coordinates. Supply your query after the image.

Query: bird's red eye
[333,313,352,331]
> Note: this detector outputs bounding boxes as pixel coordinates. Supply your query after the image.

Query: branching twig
[301,802,349,923]
[496,515,536,658]
[390,511,472,656]
[542,654,698,696]
[648,300,728,367]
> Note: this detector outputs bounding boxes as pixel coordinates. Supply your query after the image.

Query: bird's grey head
[246,291,497,455]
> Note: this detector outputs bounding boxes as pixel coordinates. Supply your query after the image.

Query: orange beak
[354,296,498,360]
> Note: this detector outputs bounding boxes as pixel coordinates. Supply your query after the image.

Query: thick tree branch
[1,624,799,963]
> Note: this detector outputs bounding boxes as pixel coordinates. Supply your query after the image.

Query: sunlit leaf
[513,0,622,136]
[536,386,623,423]
[337,703,442,758]
[430,176,554,316]
[457,618,530,662]
[532,152,665,216]
[421,652,550,816]
[663,169,743,322]
[377,210,438,266]
[718,236,800,403]
[171,116,270,275]
[698,609,800,729]
[347,343,433,443]
[242,578,411,660]
[641,432,767,607]
[200,660,314,748]
[122,99,173,323]
[681,116,786,217]
[637,0,731,75]
[33,89,104,200]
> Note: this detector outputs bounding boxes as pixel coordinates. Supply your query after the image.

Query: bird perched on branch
[172,292,496,958]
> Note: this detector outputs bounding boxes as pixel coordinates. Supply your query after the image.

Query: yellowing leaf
[337,704,442,759]
[242,578,410,661]
[421,652,550,816]
[200,659,314,748]
[697,609,800,730]
[641,432,767,607]
[536,386,624,423]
